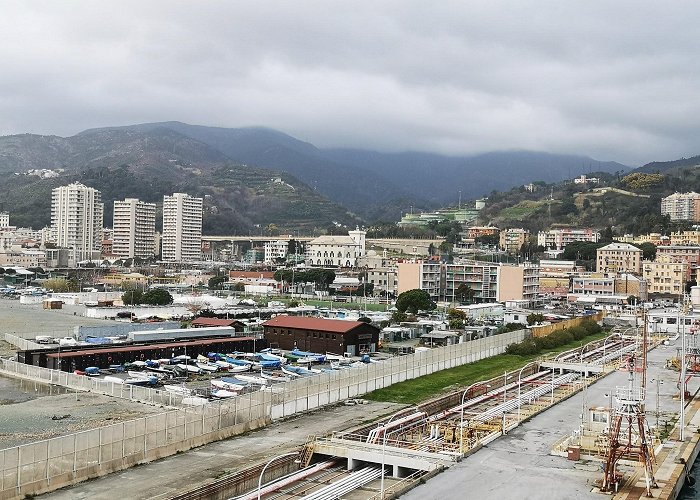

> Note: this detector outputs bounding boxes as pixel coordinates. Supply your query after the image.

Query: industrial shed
[262,315,379,356]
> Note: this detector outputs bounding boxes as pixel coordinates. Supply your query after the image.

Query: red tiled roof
[229,271,275,279]
[191,317,239,327]
[262,315,370,334]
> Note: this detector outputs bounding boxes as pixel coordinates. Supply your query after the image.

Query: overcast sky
[1,1,698,166]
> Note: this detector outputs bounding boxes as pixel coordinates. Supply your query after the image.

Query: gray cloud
[1,1,699,165]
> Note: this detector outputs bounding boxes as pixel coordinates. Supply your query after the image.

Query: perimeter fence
[0,329,526,499]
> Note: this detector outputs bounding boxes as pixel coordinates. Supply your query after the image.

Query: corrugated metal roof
[45,337,255,358]
[191,318,240,327]
[263,315,369,333]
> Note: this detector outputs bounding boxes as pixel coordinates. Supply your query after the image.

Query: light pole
[257,452,300,500]
[602,332,623,369]
[517,362,538,422]
[380,407,418,499]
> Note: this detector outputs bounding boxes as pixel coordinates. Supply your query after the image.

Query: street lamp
[517,362,538,422]
[380,407,418,499]
[257,452,301,500]
[601,332,623,369]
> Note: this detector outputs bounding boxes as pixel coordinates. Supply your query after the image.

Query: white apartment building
[50,183,103,265]
[264,239,289,263]
[537,228,600,250]
[661,192,700,221]
[306,228,366,267]
[113,198,156,259]
[161,193,203,261]
[0,212,9,228]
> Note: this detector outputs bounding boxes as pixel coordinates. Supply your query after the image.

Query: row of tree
[505,320,602,356]
[122,288,174,306]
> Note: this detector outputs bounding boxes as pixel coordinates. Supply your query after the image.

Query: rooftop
[263,315,372,334]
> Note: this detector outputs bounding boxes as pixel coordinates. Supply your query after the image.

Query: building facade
[397,259,540,306]
[264,239,289,263]
[112,198,156,259]
[0,212,9,228]
[596,243,643,274]
[537,228,600,250]
[50,183,104,265]
[161,193,203,261]
[670,231,700,246]
[655,245,700,281]
[306,228,366,267]
[499,228,530,253]
[661,192,700,221]
[643,255,687,296]
[262,315,379,356]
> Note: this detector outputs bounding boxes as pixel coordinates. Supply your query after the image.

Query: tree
[391,310,408,323]
[122,289,144,305]
[141,288,173,305]
[526,313,545,325]
[455,284,475,304]
[395,289,436,314]
[208,275,226,290]
[44,278,70,292]
[638,242,657,260]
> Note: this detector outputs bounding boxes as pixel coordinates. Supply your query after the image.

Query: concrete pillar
[392,464,399,478]
[347,457,357,471]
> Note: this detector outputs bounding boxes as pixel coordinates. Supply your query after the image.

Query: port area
[160,335,644,500]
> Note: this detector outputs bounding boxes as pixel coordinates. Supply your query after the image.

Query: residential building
[670,231,700,246]
[537,228,600,251]
[499,228,530,253]
[113,198,156,259]
[661,192,700,221]
[264,239,290,263]
[161,193,203,262]
[0,249,47,268]
[643,255,687,296]
[596,243,642,274]
[569,273,647,303]
[397,259,539,306]
[50,183,103,265]
[466,226,500,240]
[655,245,700,281]
[262,315,379,356]
[0,212,9,228]
[538,259,581,297]
[366,267,398,297]
[573,175,600,184]
[306,228,366,267]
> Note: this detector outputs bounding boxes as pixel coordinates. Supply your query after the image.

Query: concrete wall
[530,313,605,338]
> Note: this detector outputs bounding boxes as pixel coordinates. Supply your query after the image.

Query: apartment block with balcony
[112,198,156,259]
[670,231,700,246]
[655,245,700,281]
[499,228,530,254]
[50,183,103,266]
[596,243,642,274]
[643,255,687,296]
[661,192,700,221]
[398,260,539,306]
[537,228,600,250]
[161,193,203,262]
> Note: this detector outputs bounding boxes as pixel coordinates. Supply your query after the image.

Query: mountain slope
[323,149,629,204]
[106,122,415,219]
[635,155,700,174]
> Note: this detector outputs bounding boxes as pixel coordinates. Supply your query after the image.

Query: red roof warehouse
[262,316,379,356]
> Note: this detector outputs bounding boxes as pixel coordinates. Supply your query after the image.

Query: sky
[1,1,699,166]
